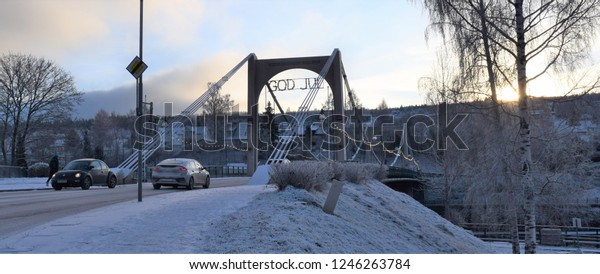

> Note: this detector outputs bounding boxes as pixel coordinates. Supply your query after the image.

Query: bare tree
[346,89,362,110]
[376,99,388,110]
[64,128,81,161]
[419,0,514,115]
[321,91,334,111]
[91,109,112,149]
[0,89,10,164]
[419,32,522,252]
[419,0,600,253]
[419,49,475,104]
[203,82,235,144]
[0,53,83,166]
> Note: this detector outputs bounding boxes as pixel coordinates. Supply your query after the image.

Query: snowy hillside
[203,180,494,253]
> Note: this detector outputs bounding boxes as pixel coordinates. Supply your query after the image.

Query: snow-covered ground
[0,184,268,253]
[0,177,597,254]
[0,177,51,191]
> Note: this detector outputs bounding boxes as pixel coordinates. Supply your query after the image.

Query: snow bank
[0,185,271,253]
[0,179,494,253]
[203,180,495,253]
[0,177,50,191]
[248,164,271,185]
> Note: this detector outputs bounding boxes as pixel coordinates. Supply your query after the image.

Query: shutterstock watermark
[132,102,468,152]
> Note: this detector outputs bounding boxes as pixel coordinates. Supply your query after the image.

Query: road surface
[0,177,249,237]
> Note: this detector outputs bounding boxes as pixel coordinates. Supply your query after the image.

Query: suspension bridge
[116,49,419,184]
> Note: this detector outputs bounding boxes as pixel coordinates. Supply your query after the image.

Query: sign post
[125,0,146,202]
[573,217,582,247]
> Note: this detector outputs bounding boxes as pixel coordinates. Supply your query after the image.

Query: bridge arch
[247,49,346,174]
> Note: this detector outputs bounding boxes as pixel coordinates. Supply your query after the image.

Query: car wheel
[81,176,92,190]
[153,184,161,190]
[187,177,194,190]
[52,184,62,191]
[107,175,117,188]
[203,176,210,189]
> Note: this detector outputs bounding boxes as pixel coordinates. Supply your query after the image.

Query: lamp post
[372,136,385,165]
[136,0,144,202]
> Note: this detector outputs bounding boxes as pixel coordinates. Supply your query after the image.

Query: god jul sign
[268,77,326,92]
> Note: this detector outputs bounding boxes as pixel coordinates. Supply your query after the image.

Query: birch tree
[419,0,600,253]
[418,1,521,252]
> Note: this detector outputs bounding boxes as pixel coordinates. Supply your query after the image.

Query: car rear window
[158,164,179,168]
[158,161,184,167]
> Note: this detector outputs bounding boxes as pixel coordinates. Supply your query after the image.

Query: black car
[51,158,117,190]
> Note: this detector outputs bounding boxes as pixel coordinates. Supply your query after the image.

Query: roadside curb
[0,188,53,193]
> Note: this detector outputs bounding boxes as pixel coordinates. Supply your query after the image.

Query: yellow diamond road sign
[126,56,148,79]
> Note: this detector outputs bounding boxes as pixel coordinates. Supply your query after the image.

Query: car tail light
[177,167,187,171]
[151,167,160,171]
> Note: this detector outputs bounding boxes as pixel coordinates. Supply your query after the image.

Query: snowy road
[0,177,249,237]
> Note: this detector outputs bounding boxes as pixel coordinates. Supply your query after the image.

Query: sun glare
[496,78,563,102]
[497,87,519,102]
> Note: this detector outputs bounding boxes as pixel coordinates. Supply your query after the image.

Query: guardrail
[462,223,600,248]
[143,165,248,183]
[204,166,248,178]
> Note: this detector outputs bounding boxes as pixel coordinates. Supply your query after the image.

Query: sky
[1,0,438,118]
[1,0,599,118]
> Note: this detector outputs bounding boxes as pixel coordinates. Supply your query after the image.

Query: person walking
[46,155,59,186]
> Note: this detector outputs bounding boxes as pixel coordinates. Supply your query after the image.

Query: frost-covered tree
[419,0,600,253]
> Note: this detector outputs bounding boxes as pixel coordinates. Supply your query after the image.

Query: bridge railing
[204,166,248,178]
[462,222,600,248]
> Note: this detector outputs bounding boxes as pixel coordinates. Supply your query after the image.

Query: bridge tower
[246,49,346,174]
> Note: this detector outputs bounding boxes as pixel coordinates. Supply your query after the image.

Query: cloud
[0,0,206,55]
[77,86,134,118]
[145,0,205,48]
[0,1,117,58]
[0,0,208,93]
[77,51,250,118]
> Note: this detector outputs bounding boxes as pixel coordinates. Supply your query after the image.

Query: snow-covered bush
[268,161,389,192]
[28,162,49,178]
[268,161,330,192]
[329,161,345,181]
[343,162,388,184]
[342,162,369,184]
[364,163,388,181]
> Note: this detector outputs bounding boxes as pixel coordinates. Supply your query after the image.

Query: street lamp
[137,0,144,202]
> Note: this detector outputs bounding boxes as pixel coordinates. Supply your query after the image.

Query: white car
[150,158,210,190]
